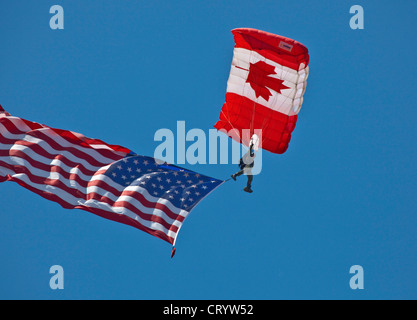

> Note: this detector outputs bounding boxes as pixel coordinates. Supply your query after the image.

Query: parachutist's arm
[249,143,255,157]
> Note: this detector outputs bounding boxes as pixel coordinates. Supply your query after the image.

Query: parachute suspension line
[219,106,244,153]
[220,107,235,135]
[249,50,257,140]
[259,104,274,148]
[250,100,256,139]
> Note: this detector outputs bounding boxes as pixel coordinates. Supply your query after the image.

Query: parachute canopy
[214,28,310,154]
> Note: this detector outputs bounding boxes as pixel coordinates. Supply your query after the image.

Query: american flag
[0,106,224,255]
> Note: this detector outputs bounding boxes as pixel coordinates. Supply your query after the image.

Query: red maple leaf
[238,61,289,101]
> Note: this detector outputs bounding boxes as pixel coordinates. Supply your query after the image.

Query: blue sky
[1,0,416,299]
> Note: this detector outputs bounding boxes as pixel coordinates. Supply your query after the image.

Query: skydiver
[231,141,255,193]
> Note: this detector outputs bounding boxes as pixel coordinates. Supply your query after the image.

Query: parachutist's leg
[243,169,253,193]
[235,170,244,177]
[231,170,244,181]
[246,174,253,188]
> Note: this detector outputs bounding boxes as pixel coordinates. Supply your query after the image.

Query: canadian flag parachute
[214,28,310,154]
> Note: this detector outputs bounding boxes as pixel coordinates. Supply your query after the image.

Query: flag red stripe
[78,205,175,244]
[88,189,185,223]
[6,115,130,157]
[50,128,129,160]
[1,117,124,166]
[26,130,114,168]
[0,143,99,178]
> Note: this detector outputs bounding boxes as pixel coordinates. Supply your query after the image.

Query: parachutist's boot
[231,174,236,181]
[243,186,253,193]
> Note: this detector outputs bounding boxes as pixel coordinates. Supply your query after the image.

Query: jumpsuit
[231,145,255,191]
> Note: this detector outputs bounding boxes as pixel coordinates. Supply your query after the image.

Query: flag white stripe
[83,199,180,239]
[4,116,38,132]
[1,120,119,165]
[85,184,186,226]
[89,174,189,216]
[1,139,103,172]
[0,155,88,190]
